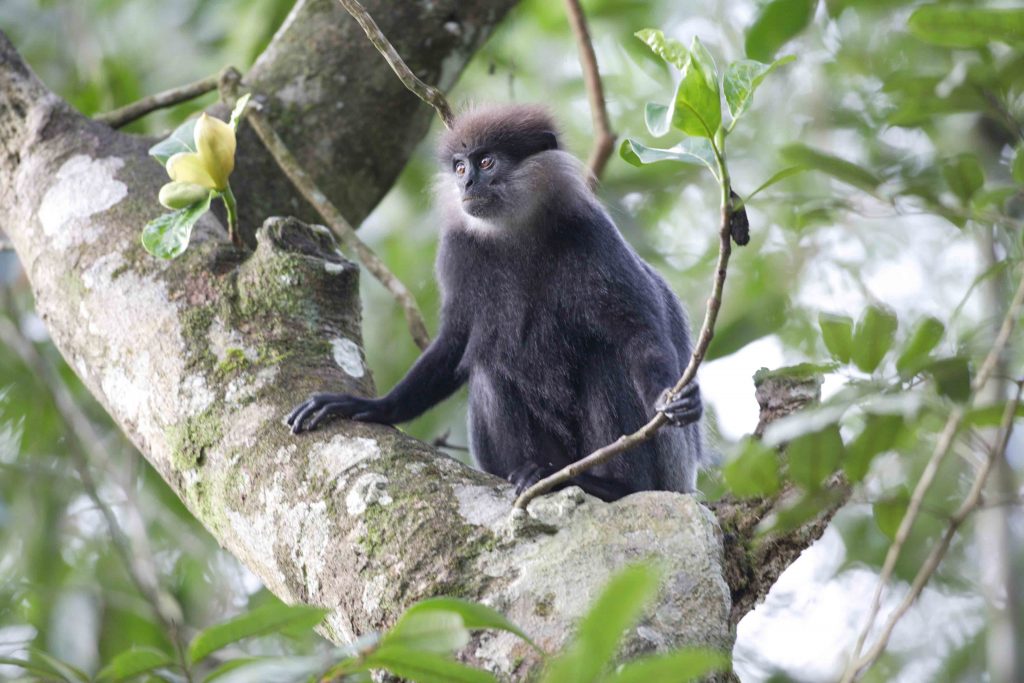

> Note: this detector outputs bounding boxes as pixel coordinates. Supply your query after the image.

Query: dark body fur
[288,104,704,501]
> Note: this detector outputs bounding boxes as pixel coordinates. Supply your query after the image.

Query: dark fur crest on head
[438,103,561,165]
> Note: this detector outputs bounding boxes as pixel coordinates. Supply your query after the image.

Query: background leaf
[619,138,717,177]
[851,305,898,373]
[723,438,781,498]
[187,603,327,665]
[896,316,945,376]
[745,0,817,61]
[781,143,881,192]
[786,424,845,490]
[819,313,854,363]
[724,56,796,121]
[398,597,540,652]
[908,5,1024,48]
[605,649,730,683]
[96,647,173,681]
[634,28,688,69]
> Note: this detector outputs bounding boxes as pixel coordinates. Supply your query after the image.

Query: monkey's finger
[290,403,321,434]
[307,404,341,431]
[286,400,312,426]
[661,404,703,427]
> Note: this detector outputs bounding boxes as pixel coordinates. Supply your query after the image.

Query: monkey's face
[451,150,510,220]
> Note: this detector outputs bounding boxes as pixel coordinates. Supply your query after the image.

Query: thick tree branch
[219,69,430,350]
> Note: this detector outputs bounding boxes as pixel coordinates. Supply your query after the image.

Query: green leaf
[672,37,722,138]
[819,313,854,364]
[723,56,795,121]
[896,316,945,376]
[851,305,898,373]
[781,143,881,192]
[644,102,674,137]
[229,93,251,130]
[942,154,984,204]
[723,438,781,498]
[201,656,333,683]
[187,603,327,665]
[363,648,496,683]
[619,137,718,178]
[25,649,90,683]
[746,166,806,202]
[540,564,661,683]
[605,648,730,683]
[745,0,817,62]
[148,117,198,166]
[873,489,909,540]
[0,656,75,681]
[398,598,540,652]
[96,647,173,681]
[141,191,215,260]
[1013,145,1024,185]
[963,401,1024,428]
[634,29,688,70]
[908,6,1024,49]
[786,424,844,490]
[381,609,470,655]
[844,414,904,482]
[927,356,972,403]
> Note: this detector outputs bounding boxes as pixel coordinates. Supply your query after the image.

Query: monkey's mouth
[461,194,498,217]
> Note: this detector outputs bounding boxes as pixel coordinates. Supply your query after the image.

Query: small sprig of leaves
[622,30,796,242]
[142,94,251,259]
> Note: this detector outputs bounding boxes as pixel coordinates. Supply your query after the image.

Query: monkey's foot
[286,392,381,434]
[508,461,557,496]
[656,382,703,427]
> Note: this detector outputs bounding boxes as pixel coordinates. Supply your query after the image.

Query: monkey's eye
[454,160,467,176]
[479,156,494,170]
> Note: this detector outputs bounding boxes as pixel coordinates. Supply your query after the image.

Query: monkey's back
[437,199,704,497]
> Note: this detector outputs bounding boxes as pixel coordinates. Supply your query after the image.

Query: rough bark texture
[1,5,838,676]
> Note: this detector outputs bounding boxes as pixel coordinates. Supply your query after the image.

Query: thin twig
[844,265,1024,681]
[514,161,737,510]
[335,0,454,129]
[432,429,469,452]
[95,74,219,129]
[0,305,193,681]
[219,72,431,350]
[848,380,1023,679]
[563,0,615,184]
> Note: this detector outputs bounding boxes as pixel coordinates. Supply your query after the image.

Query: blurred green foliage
[1,0,1023,681]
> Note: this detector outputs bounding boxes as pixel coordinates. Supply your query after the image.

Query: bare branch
[844,265,1024,681]
[336,0,455,129]
[220,70,431,351]
[849,380,1023,679]
[95,74,218,129]
[514,192,737,510]
[563,0,615,183]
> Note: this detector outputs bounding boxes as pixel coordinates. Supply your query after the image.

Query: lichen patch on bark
[37,155,127,251]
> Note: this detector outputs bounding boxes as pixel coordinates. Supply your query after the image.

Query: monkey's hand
[508,461,557,496]
[655,382,703,427]
[287,393,390,434]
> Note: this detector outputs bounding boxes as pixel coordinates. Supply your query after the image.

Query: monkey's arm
[630,334,703,428]
[288,322,468,433]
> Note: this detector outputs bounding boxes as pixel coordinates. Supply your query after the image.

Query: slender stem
[563,0,615,184]
[222,185,241,247]
[95,74,219,129]
[843,265,1024,682]
[513,140,735,510]
[233,87,431,350]
[848,381,1023,679]
[335,0,454,129]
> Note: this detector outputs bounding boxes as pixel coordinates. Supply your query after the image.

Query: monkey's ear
[540,131,559,151]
